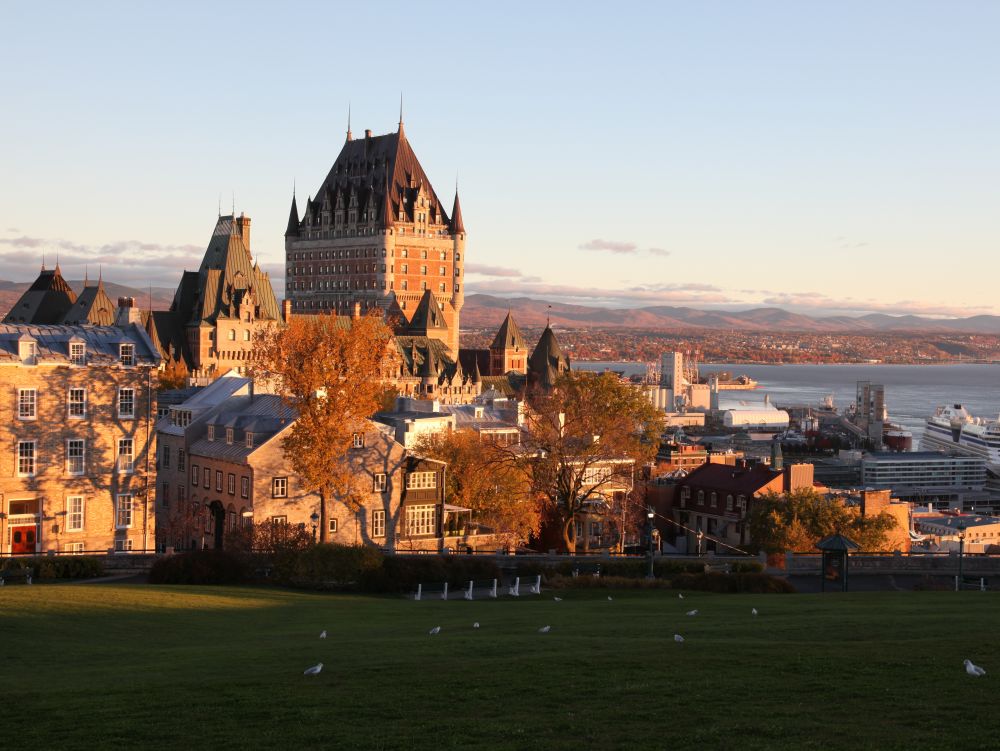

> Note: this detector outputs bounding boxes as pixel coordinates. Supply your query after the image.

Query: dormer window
[119,343,135,367]
[69,342,86,365]
[207,425,215,442]
[19,339,37,364]
[246,432,254,449]
[226,428,233,445]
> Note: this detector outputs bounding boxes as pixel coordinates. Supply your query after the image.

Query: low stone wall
[786,552,1000,576]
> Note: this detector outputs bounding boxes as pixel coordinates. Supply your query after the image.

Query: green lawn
[1,584,997,750]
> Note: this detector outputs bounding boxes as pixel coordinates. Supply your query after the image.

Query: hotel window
[70,342,86,364]
[191,464,199,486]
[117,438,134,474]
[67,439,85,475]
[178,448,186,472]
[16,441,35,476]
[118,388,135,418]
[352,433,365,449]
[438,283,446,293]
[405,472,437,490]
[67,496,85,532]
[246,432,254,449]
[17,388,37,419]
[405,504,437,536]
[241,476,250,498]
[373,473,387,492]
[116,494,133,528]
[207,425,215,441]
[401,263,408,273]
[272,477,288,498]
[328,519,338,534]
[243,330,250,341]
[228,329,236,341]
[420,265,427,275]
[420,250,427,259]
[119,343,135,366]
[228,473,236,495]
[438,266,445,276]
[203,467,210,488]
[372,509,386,538]
[215,470,223,492]
[401,249,408,258]
[68,387,86,418]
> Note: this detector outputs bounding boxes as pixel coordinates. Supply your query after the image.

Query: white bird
[965,659,986,677]
[751,608,758,617]
[538,625,551,633]
[473,622,480,629]
[607,596,614,602]
[678,593,684,600]
[553,597,563,602]
[303,662,323,676]
[319,630,327,639]
[674,634,684,643]
[686,609,698,617]
[429,626,441,635]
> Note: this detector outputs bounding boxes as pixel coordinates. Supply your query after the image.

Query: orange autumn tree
[252,313,394,543]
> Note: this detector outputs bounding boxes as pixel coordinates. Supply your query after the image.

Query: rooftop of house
[0,322,161,365]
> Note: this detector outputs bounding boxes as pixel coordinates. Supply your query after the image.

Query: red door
[11,526,37,555]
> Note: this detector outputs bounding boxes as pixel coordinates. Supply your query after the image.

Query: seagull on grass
[303,662,323,676]
[319,630,327,639]
[674,634,684,643]
[553,597,563,602]
[678,593,684,600]
[686,609,698,617]
[473,622,480,629]
[607,596,614,602]
[429,626,441,635]
[538,626,551,634]
[751,608,758,617]
[965,659,986,677]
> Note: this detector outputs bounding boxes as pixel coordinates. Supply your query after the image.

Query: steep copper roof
[295,127,453,232]
[2,266,77,324]
[528,325,570,389]
[62,279,115,325]
[490,311,526,351]
[402,289,449,336]
[285,194,300,237]
[451,191,465,234]
[677,462,781,496]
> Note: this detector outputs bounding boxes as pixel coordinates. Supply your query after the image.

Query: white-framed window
[272,477,288,498]
[438,283,445,293]
[117,438,134,474]
[241,476,249,498]
[68,387,86,418]
[228,473,236,495]
[726,494,734,511]
[227,329,236,341]
[226,428,233,445]
[352,433,364,449]
[20,340,37,364]
[118,388,135,418]
[372,509,386,538]
[203,467,210,488]
[66,542,85,554]
[328,519,338,534]
[69,342,86,365]
[405,504,437,536]
[116,494,133,528]
[67,496,85,532]
[405,471,436,490]
[215,470,223,492]
[243,330,250,341]
[373,473,387,492]
[66,439,85,475]
[17,388,37,419]
[207,425,215,441]
[697,490,705,506]
[246,432,254,448]
[114,538,134,553]
[119,343,135,366]
[191,464,199,486]
[17,441,35,477]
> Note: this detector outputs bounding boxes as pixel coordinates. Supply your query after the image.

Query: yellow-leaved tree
[252,313,394,543]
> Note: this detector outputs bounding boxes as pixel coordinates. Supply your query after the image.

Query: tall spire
[398,92,404,136]
[450,189,465,235]
[285,188,301,238]
[346,102,352,141]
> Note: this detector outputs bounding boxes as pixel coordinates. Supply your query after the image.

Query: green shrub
[1,556,103,580]
[275,544,384,588]
[149,550,248,585]
[671,572,795,594]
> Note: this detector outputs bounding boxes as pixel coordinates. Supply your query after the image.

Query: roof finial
[84,264,89,286]
[55,252,60,271]
[98,264,103,283]
[42,252,45,271]
[218,193,221,217]
[398,92,404,131]
[547,304,552,327]
[346,102,352,141]
[231,191,235,216]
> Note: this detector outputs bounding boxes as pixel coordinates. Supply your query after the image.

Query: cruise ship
[921,404,1000,469]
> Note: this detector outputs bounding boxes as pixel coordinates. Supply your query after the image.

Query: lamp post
[696,530,704,557]
[957,526,967,590]
[646,506,656,579]
[310,511,319,542]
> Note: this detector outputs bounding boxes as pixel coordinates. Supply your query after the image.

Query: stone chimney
[115,296,143,326]
[282,299,292,323]
[235,212,251,251]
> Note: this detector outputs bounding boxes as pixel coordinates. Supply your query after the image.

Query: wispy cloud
[579,238,671,257]
[465,263,526,278]
[468,278,732,306]
[761,292,994,318]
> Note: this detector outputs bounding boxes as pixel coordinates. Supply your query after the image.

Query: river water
[575,362,1000,443]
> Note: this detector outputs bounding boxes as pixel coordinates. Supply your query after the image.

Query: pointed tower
[2,264,77,324]
[285,192,300,238]
[489,311,527,375]
[528,324,571,393]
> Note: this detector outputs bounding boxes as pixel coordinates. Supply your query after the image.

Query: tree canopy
[252,313,395,542]
[747,487,898,554]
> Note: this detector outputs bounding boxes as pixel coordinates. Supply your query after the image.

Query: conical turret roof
[285,193,300,237]
[490,311,525,351]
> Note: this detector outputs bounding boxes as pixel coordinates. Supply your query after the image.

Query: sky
[1,1,998,318]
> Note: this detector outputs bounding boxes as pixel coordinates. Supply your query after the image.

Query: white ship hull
[921,405,1000,471]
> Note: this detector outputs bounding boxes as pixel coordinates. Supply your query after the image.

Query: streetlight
[957,525,967,591]
[646,506,656,579]
[696,530,704,557]
[310,511,319,542]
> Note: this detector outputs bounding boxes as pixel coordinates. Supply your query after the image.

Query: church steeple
[285,190,300,238]
[450,189,465,235]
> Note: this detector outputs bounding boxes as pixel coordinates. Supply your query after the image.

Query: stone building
[284,117,466,353]
[155,376,449,552]
[0,317,161,555]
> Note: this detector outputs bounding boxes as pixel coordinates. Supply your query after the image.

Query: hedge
[670,572,796,594]
[149,550,248,585]
[1,556,104,580]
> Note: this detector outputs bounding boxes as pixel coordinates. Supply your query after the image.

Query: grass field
[1,584,997,750]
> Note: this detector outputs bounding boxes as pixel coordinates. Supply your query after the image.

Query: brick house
[155,377,447,552]
[0,315,161,555]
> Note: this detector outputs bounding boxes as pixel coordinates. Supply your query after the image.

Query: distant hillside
[0,279,175,319]
[461,294,1000,334]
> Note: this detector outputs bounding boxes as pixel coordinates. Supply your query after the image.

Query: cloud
[579,239,671,257]
[761,292,994,318]
[465,263,526,278]
[467,278,733,307]
[647,247,670,257]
